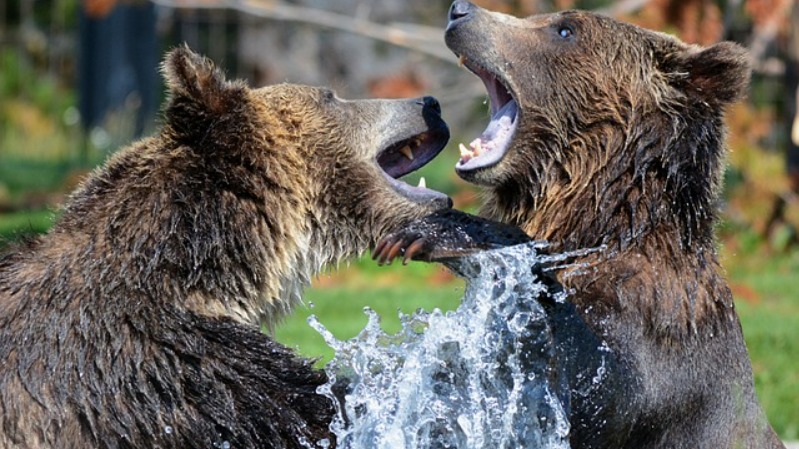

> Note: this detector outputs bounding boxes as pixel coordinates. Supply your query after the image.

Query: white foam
[311,243,572,449]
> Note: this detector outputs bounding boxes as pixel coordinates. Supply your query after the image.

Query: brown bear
[0,46,451,449]
[375,2,785,448]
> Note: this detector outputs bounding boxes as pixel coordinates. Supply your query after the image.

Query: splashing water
[309,243,574,449]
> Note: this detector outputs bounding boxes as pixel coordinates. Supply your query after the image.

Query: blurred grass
[274,258,464,362]
[0,210,56,242]
[0,158,76,195]
[721,246,799,440]
[737,294,799,440]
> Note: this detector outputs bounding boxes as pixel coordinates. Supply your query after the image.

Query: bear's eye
[558,25,574,39]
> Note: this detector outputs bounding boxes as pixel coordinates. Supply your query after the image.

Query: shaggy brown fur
[377,2,784,448]
[0,46,450,448]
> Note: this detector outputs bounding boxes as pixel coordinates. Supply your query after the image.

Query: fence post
[78,2,158,163]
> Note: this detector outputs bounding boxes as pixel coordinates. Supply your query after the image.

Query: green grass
[0,210,56,242]
[274,257,464,361]
[0,157,75,194]
[738,297,799,440]
[725,251,799,440]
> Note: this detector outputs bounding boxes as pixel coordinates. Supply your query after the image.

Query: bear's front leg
[373,209,532,265]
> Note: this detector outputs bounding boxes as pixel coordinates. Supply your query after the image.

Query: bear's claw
[374,209,532,265]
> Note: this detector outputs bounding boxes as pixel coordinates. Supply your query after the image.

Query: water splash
[310,242,573,449]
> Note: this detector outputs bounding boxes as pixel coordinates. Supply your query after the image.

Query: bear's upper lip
[377,128,451,206]
[455,57,519,173]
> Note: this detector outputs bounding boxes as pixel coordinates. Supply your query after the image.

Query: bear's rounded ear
[681,41,751,106]
[161,44,236,114]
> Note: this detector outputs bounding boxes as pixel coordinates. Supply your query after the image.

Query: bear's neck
[486,112,727,255]
[484,172,737,338]
[482,113,736,335]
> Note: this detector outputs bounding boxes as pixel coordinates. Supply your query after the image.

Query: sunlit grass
[737,296,799,440]
[722,247,799,440]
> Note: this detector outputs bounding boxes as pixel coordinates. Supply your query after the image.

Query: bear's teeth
[458,55,467,67]
[417,177,426,189]
[469,138,484,157]
[459,143,474,161]
[400,145,414,161]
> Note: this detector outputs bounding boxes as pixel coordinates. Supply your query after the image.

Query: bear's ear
[161,44,238,115]
[680,41,751,105]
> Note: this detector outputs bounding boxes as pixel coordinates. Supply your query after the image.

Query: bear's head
[162,46,450,237]
[90,46,453,324]
[444,1,750,249]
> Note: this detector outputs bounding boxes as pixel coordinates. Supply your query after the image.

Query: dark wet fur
[0,46,450,449]
[377,3,783,448]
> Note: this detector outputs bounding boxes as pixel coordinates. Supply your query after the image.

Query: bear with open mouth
[0,46,452,449]
[376,2,784,448]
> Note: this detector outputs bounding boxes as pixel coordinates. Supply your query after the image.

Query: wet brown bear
[377,2,784,448]
[0,46,450,448]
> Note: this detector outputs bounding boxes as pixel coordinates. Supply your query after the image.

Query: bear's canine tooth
[417,177,426,189]
[400,145,414,161]
[458,55,467,67]
[459,143,473,159]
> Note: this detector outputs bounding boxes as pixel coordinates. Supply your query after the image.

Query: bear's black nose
[448,0,475,23]
[421,96,441,115]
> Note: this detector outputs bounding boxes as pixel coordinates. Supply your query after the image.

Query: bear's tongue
[456,98,518,171]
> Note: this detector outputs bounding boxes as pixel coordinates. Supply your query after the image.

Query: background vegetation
[1,0,797,440]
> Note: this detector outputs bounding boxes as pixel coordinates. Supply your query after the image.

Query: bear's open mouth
[377,129,450,205]
[456,57,519,173]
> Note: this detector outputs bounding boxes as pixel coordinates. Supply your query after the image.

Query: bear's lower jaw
[453,53,519,174]
[456,98,518,173]
[381,171,451,209]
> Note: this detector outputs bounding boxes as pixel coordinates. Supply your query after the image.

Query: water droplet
[63,106,80,127]
[164,425,173,435]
